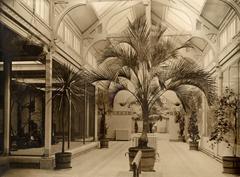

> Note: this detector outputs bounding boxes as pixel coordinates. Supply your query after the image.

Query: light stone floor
[1,134,239,177]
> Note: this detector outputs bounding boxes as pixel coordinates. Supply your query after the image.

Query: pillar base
[3,148,10,156]
[40,157,54,169]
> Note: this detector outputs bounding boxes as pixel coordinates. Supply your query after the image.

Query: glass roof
[165,8,192,32]
[107,8,134,33]
[88,0,209,35]
[90,0,204,34]
[91,2,117,18]
[183,0,206,12]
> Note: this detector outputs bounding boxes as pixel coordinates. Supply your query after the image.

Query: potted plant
[209,87,240,174]
[97,90,112,148]
[87,16,216,171]
[175,110,186,142]
[188,111,200,150]
[53,64,85,169]
[187,91,202,150]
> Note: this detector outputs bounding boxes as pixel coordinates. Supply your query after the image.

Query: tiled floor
[1,134,238,177]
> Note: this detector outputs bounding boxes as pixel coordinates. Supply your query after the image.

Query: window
[220,30,227,50]
[87,52,97,68]
[222,69,229,90]
[225,60,240,149]
[204,49,214,68]
[21,0,33,9]
[166,8,192,31]
[65,26,73,47]
[35,0,50,24]
[229,63,238,94]
[58,22,64,39]
[220,17,238,50]
[183,0,206,12]
[237,16,240,33]
[73,36,80,54]
[227,18,236,40]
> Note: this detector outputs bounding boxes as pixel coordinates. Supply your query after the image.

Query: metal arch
[220,0,240,20]
[53,0,87,39]
[83,35,107,62]
[187,32,218,59]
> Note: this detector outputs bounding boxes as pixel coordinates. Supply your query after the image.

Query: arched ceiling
[61,0,233,34]
[68,5,98,33]
[58,0,239,61]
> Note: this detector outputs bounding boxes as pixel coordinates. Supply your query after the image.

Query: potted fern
[209,87,240,174]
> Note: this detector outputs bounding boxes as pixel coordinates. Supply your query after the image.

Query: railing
[131,150,142,177]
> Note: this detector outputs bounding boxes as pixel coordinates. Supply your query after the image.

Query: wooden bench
[131,150,142,177]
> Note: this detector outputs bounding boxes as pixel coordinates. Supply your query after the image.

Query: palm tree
[53,63,86,169]
[87,17,216,148]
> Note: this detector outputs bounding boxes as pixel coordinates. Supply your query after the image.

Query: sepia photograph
[0,0,240,176]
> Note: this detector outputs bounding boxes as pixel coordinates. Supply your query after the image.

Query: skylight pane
[166,9,192,31]
[91,2,116,17]
[184,0,206,12]
[107,9,134,33]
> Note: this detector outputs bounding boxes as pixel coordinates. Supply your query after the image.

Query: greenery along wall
[205,57,240,154]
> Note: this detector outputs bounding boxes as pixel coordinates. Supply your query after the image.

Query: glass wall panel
[0,70,4,154]
[229,63,238,93]
[222,69,229,90]
[88,85,95,138]
[35,0,50,24]
[10,81,44,156]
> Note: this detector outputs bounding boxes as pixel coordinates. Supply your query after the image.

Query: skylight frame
[165,8,192,32]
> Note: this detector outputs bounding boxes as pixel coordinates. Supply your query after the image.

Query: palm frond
[165,59,216,105]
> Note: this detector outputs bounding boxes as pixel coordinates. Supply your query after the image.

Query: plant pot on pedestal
[189,141,198,150]
[55,152,72,169]
[100,138,109,148]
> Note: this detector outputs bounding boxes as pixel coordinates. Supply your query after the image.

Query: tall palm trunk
[142,106,149,133]
[138,103,149,148]
[68,95,71,149]
[61,100,65,153]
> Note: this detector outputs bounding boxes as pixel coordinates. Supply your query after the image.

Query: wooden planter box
[100,139,109,148]
[223,156,240,174]
[189,141,198,150]
[55,152,72,169]
[128,147,156,172]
